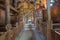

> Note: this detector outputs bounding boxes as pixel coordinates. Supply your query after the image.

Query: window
[50,0,55,6]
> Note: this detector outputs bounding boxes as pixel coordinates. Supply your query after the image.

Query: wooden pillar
[46,0,51,40]
[5,0,10,24]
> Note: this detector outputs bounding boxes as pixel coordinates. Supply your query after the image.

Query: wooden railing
[5,22,23,40]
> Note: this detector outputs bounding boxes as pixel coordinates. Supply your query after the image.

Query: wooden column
[5,0,10,24]
[46,0,51,40]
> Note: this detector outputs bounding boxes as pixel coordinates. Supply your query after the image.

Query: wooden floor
[33,30,46,40]
[15,29,46,40]
[15,30,33,40]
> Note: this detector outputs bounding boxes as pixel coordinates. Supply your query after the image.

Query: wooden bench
[51,30,60,40]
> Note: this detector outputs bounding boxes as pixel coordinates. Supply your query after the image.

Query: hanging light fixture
[23,2,28,9]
